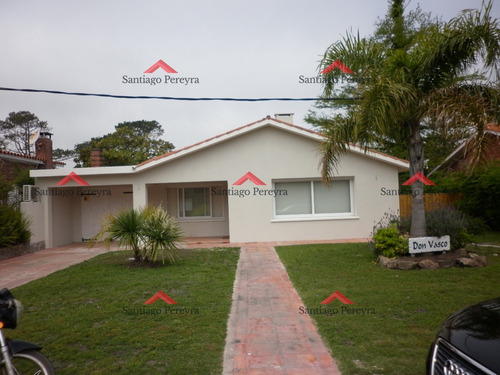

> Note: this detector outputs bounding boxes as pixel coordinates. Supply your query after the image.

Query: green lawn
[470,230,500,246]
[276,242,500,375]
[10,247,240,375]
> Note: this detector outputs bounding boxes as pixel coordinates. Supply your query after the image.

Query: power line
[0,86,356,102]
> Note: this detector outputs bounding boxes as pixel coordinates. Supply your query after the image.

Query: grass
[10,247,240,375]
[470,230,500,246]
[276,241,500,375]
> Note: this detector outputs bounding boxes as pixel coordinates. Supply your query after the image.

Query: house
[429,124,500,175]
[1,132,64,204]
[22,115,409,248]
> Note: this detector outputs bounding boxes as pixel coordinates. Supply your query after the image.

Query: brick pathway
[0,243,118,289]
[222,243,341,374]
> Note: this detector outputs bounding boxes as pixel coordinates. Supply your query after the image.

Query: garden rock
[418,259,439,270]
[377,249,488,270]
[456,257,480,267]
[468,253,488,266]
[377,255,395,268]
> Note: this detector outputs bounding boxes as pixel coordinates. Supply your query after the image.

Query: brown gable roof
[0,150,65,166]
[136,116,408,168]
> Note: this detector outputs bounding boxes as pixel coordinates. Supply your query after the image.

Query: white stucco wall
[133,125,402,242]
[29,120,407,246]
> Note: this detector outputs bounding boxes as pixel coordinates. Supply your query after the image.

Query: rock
[456,257,480,267]
[396,259,418,270]
[378,255,397,269]
[455,248,467,257]
[474,255,488,267]
[418,259,440,270]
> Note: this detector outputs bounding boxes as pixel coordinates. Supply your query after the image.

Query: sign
[409,236,450,254]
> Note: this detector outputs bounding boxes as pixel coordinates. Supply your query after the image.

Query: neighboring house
[23,115,409,248]
[1,132,64,204]
[430,124,500,175]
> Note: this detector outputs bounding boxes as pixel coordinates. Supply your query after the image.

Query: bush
[372,223,408,258]
[426,207,473,251]
[90,206,183,264]
[458,163,500,231]
[0,205,31,248]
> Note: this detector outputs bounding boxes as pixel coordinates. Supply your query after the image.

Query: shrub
[91,206,183,264]
[0,205,31,248]
[372,223,408,258]
[426,207,473,251]
[458,163,500,231]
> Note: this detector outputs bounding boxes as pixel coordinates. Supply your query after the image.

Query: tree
[73,120,175,167]
[0,111,50,156]
[307,0,500,237]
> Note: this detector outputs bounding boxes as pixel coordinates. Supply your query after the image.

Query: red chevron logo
[402,172,435,186]
[321,60,354,74]
[56,172,89,186]
[144,291,177,305]
[233,172,266,186]
[144,60,178,74]
[320,290,354,305]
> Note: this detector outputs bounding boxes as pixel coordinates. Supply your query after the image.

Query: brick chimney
[90,149,103,167]
[35,132,54,169]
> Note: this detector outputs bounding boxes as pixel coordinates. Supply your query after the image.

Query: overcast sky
[1,0,498,166]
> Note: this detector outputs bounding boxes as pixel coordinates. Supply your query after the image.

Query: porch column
[132,182,147,209]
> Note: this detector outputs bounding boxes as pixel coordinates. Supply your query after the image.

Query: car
[427,296,500,375]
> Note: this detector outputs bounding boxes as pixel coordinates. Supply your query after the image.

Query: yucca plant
[90,208,145,260]
[141,206,182,264]
[90,206,182,264]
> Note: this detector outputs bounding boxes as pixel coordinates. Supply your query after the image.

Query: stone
[418,259,440,270]
[456,257,480,267]
[396,259,418,270]
[474,255,488,267]
[455,248,467,257]
[378,255,397,269]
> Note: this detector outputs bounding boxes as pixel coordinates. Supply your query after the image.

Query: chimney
[35,132,54,169]
[90,149,103,167]
[274,113,294,124]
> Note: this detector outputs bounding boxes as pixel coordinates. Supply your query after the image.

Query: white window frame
[272,178,355,221]
[177,187,212,219]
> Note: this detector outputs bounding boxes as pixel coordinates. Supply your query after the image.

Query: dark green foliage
[427,163,500,230]
[0,205,31,248]
[73,120,174,167]
[426,208,473,251]
[458,163,500,230]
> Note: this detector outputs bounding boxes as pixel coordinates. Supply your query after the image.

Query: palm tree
[308,0,500,237]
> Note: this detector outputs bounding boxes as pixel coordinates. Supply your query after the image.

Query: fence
[399,193,462,217]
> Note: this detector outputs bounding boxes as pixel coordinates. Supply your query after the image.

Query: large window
[274,180,352,217]
[178,187,211,218]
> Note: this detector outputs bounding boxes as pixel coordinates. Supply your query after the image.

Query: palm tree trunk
[408,122,427,237]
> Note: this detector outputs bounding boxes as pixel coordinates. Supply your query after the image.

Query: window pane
[275,182,312,215]
[313,180,350,213]
[183,188,211,217]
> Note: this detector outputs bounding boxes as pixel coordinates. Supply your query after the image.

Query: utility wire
[0,86,356,102]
